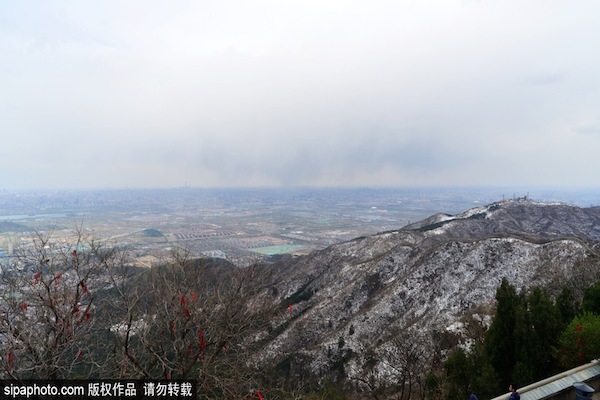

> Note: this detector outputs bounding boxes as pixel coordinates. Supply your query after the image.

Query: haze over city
[1,0,600,190]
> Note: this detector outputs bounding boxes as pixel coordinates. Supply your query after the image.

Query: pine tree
[555,287,579,329]
[485,278,519,390]
[582,281,600,315]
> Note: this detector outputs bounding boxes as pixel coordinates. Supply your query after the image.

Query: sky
[1,0,599,190]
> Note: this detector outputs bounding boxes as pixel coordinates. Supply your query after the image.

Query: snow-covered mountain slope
[257,199,600,384]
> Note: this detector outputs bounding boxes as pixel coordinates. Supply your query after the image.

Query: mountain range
[254,198,600,389]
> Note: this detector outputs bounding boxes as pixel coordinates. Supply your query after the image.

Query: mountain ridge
[256,199,600,387]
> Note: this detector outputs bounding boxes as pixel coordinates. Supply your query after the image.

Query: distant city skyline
[2,1,600,190]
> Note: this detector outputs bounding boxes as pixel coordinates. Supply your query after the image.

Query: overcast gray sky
[1,0,599,190]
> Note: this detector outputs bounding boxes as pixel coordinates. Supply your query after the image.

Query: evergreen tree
[469,342,499,400]
[444,348,470,399]
[555,287,579,329]
[486,278,519,389]
[582,281,600,315]
[528,288,561,378]
[512,288,561,384]
[513,293,534,384]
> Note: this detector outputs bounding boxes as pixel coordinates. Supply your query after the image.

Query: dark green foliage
[513,288,561,383]
[582,281,600,315]
[444,348,470,399]
[485,278,518,387]
[555,312,600,369]
[443,343,498,400]
[484,279,570,394]
[439,278,600,399]
[555,287,579,327]
[425,371,442,399]
[469,344,499,400]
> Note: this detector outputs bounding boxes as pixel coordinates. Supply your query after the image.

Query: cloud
[516,73,565,87]
[572,126,600,135]
[1,0,600,189]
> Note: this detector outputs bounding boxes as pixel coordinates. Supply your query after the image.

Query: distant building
[202,250,227,259]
